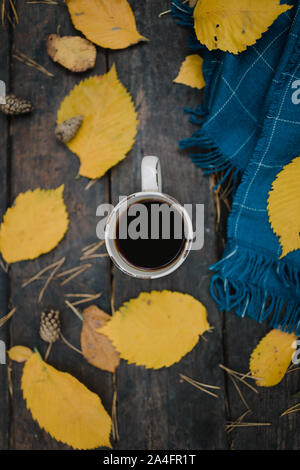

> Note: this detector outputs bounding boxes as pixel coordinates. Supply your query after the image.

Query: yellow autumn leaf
[57,65,138,179]
[65,0,147,50]
[194,0,292,54]
[250,329,296,387]
[47,34,96,72]
[100,291,210,369]
[22,352,112,449]
[0,186,69,263]
[8,346,33,363]
[174,55,205,90]
[268,156,300,258]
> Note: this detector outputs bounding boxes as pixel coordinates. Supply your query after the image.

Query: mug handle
[141,156,162,192]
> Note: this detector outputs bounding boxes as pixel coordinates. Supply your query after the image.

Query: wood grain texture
[0,20,10,451]
[0,0,298,451]
[214,195,300,450]
[224,314,300,450]
[7,1,112,449]
[109,0,227,450]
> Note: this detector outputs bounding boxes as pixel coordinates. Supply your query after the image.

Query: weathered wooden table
[0,0,299,451]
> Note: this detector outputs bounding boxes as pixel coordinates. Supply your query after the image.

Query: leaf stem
[34,347,43,361]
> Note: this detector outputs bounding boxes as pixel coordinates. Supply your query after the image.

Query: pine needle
[26,1,58,4]
[281,403,300,417]
[211,174,221,229]
[85,179,97,191]
[38,256,66,303]
[179,373,220,398]
[7,365,13,397]
[65,293,97,298]
[226,410,251,434]
[179,373,221,390]
[219,364,259,393]
[111,275,115,315]
[65,291,102,306]
[60,264,92,286]
[229,374,250,410]
[80,253,108,260]
[71,293,102,306]
[111,373,119,442]
[81,240,105,255]
[281,408,300,417]
[44,342,52,362]
[225,422,271,429]
[8,0,18,23]
[65,300,83,321]
[221,366,261,381]
[5,9,14,27]
[60,332,82,355]
[239,371,253,381]
[13,49,54,77]
[1,0,5,26]
[80,240,106,260]
[22,256,65,288]
[1,0,18,26]
[0,258,8,272]
[158,0,188,18]
[158,8,171,18]
[0,307,16,328]
[56,264,86,278]
[82,241,99,253]
[287,366,300,373]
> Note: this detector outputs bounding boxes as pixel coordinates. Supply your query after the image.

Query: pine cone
[55,115,83,143]
[0,94,34,115]
[40,309,61,343]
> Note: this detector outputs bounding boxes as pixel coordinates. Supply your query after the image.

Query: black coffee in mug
[115,199,187,270]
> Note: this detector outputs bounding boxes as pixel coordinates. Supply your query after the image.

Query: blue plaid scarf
[172,0,300,334]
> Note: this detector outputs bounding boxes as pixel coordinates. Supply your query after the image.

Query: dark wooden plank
[4,0,297,451]
[8,1,113,449]
[215,174,300,449]
[0,21,10,451]
[109,0,227,450]
[224,313,300,450]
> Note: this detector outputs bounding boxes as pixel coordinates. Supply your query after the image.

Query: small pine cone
[55,115,83,143]
[40,309,61,343]
[0,94,34,115]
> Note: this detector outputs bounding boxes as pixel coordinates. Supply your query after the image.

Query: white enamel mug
[105,156,193,279]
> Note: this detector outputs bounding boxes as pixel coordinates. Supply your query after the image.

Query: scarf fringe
[179,123,232,175]
[210,247,300,334]
[171,1,206,51]
[172,1,228,177]
[170,0,193,26]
